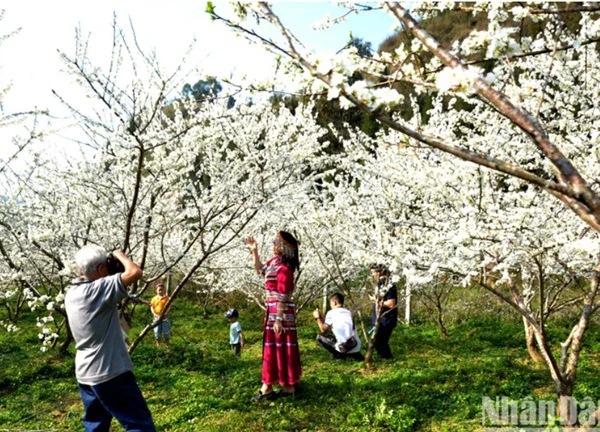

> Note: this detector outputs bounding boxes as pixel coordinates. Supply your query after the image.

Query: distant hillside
[375,6,586,121]
[378,6,586,60]
[379,9,489,54]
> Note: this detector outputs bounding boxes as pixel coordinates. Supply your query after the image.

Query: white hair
[75,245,108,275]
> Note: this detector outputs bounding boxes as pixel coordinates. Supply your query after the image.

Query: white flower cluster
[0,320,19,332]
[35,315,58,350]
[436,66,483,94]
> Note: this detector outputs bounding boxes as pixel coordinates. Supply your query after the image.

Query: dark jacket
[372,282,398,328]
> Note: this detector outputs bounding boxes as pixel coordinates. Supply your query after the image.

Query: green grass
[2,301,600,431]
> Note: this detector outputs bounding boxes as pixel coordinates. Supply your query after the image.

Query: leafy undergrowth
[2,302,600,431]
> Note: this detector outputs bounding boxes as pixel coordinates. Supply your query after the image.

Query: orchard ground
[3,292,600,432]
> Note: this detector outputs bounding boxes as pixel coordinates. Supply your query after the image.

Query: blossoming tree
[0,21,329,354]
[210,2,600,422]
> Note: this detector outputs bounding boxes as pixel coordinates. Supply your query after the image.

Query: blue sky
[266,3,397,53]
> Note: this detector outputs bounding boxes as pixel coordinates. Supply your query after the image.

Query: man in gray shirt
[65,246,155,432]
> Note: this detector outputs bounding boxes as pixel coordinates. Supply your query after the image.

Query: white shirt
[230,321,242,344]
[324,307,362,353]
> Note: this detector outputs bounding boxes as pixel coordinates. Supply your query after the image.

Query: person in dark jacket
[370,264,398,359]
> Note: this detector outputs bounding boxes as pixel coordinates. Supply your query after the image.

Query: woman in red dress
[247,231,301,400]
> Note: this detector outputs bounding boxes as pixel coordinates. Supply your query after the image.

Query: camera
[106,253,125,275]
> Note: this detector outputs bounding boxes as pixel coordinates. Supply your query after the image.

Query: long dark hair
[276,231,300,272]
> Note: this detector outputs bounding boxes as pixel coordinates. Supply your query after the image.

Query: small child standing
[150,284,172,347]
[226,309,244,356]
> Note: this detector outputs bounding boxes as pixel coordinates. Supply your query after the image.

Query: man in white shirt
[313,293,364,361]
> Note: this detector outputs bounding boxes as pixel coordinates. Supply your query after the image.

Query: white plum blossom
[511,6,531,21]
[371,88,404,109]
[327,85,341,100]
[436,66,482,94]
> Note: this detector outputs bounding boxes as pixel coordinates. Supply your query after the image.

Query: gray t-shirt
[65,274,133,385]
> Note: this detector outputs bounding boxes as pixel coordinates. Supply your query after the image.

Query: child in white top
[226,308,244,355]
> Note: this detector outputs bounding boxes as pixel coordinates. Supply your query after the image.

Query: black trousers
[374,324,396,359]
[316,333,364,361]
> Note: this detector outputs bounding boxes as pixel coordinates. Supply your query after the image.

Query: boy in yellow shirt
[150,284,172,347]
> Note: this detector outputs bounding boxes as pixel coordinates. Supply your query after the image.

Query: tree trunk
[532,327,578,427]
[58,321,73,354]
[405,285,411,325]
[364,325,378,368]
[166,271,172,294]
[433,298,448,338]
[557,382,577,428]
[523,317,544,363]
[436,315,448,339]
[364,302,383,368]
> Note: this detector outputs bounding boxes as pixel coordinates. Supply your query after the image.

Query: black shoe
[253,390,278,402]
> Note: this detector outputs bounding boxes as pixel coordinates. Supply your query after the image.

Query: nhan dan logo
[482,396,600,431]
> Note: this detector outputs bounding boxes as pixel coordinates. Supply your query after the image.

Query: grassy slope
[2,300,600,431]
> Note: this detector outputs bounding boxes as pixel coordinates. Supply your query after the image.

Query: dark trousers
[78,370,155,432]
[231,343,241,355]
[374,324,396,359]
[316,333,365,361]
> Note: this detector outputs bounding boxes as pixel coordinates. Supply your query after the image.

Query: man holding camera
[65,245,155,432]
[313,292,364,361]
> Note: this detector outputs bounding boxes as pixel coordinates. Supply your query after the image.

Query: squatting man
[313,292,364,361]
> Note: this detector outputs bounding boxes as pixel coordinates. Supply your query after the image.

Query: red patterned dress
[261,256,302,386]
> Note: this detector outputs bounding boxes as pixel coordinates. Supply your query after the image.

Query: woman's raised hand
[246,236,258,252]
